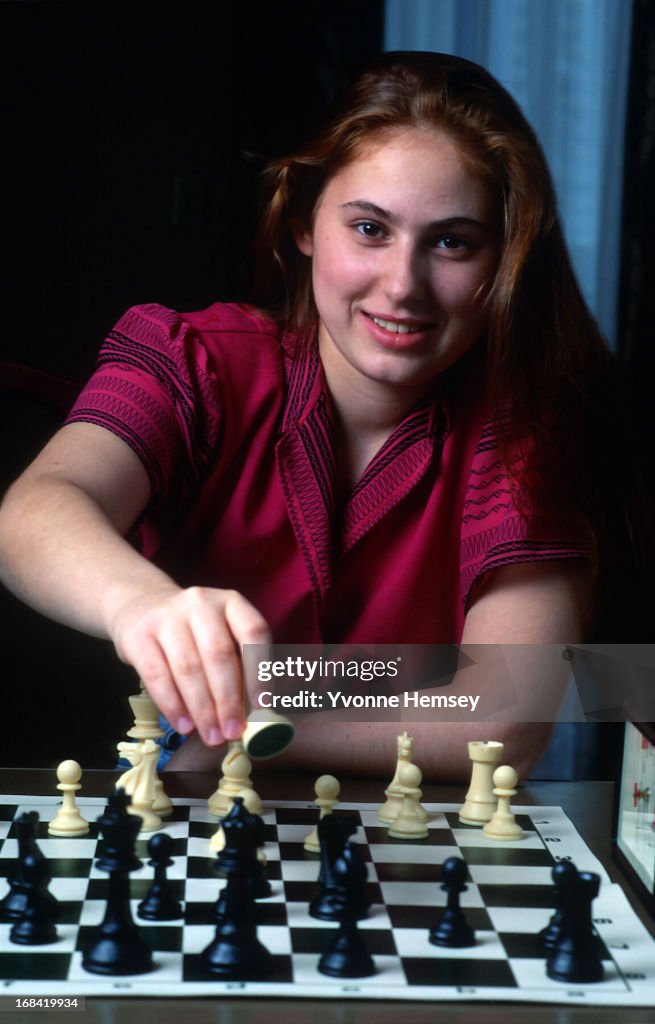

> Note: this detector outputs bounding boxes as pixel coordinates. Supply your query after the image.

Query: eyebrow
[339,200,488,231]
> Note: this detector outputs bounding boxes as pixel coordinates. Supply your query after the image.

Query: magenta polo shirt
[67,302,588,644]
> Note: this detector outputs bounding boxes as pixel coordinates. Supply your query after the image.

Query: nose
[381,240,427,305]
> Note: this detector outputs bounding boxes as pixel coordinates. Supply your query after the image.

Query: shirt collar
[280,327,452,444]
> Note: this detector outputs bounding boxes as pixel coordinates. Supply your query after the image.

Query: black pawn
[137,833,183,921]
[429,856,475,948]
[9,855,59,945]
[82,789,153,976]
[540,860,578,949]
[546,869,604,983]
[0,812,53,922]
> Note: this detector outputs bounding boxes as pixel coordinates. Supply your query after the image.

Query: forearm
[166,718,552,782]
[0,473,177,638]
[270,718,551,782]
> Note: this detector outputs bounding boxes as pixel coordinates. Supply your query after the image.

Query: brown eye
[355,221,386,240]
[438,235,465,249]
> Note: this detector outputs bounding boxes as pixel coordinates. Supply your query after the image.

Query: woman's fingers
[112,585,271,746]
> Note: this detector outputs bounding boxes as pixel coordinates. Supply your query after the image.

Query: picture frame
[613,720,655,916]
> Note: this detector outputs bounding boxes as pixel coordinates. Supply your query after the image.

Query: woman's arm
[0,422,270,746]
[167,559,592,780]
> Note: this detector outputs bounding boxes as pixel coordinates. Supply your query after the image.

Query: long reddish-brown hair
[252,51,637,595]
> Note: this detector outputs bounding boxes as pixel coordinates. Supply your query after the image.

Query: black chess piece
[82,789,154,976]
[429,856,475,948]
[214,798,271,900]
[309,814,363,921]
[317,841,375,978]
[318,917,376,978]
[137,832,183,921]
[546,868,604,983]
[8,854,59,945]
[540,860,578,949]
[201,797,272,979]
[0,811,54,922]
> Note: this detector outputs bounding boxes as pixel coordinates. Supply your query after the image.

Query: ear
[293,222,314,257]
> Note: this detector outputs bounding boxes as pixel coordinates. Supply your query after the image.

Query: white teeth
[371,315,422,334]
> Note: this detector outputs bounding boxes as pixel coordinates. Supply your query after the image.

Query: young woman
[0,52,617,779]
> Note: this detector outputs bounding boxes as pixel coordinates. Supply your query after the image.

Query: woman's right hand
[108,583,272,747]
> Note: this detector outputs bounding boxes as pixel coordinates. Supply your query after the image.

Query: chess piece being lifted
[242,708,295,760]
[459,740,504,825]
[48,760,90,837]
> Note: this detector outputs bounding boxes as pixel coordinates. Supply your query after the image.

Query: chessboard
[1,794,654,1006]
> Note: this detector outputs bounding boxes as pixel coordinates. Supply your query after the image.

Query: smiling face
[295,128,500,411]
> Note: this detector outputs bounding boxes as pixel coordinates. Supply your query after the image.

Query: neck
[318,335,429,494]
[319,337,427,442]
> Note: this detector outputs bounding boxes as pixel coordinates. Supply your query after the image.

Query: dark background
[0,0,652,772]
[0,0,383,767]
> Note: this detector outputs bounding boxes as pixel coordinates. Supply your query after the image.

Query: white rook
[458,740,504,826]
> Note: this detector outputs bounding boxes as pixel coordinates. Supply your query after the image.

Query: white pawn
[483,765,524,841]
[388,763,429,840]
[48,760,90,837]
[304,774,340,853]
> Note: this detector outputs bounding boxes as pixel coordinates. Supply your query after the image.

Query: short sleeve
[459,421,591,608]
[65,303,221,501]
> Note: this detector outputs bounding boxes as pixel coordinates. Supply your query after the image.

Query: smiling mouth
[365,312,434,335]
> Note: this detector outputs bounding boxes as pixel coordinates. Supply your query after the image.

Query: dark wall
[0,0,383,768]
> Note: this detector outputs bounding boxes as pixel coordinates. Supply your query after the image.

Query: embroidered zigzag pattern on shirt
[100,308,219,480]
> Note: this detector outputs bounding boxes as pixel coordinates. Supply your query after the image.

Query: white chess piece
[127,680,173,817]
[128,739,163,832]
[387,763,429,840]
[208,741,261,816]
[116,740,162,832]
[48,760,90,836]
[304,774,340,852]
[459,740,504,825]
[483,765,524,840]
[379,732,428,823]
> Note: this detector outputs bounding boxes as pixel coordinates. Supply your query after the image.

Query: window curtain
[384,0,633,348]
